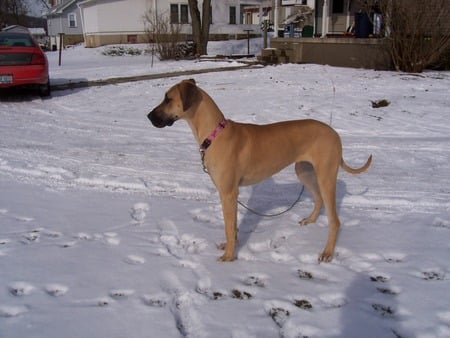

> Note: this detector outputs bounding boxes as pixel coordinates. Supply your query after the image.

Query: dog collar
[200,119,228,152]
[199,119,227,173]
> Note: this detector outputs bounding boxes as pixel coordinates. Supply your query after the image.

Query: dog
[148,79,372,262]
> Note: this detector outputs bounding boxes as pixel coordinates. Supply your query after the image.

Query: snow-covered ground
[1,40,449,338]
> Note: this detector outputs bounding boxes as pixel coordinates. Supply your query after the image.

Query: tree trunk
[188,0,211,55]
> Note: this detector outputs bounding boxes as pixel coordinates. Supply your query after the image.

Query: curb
[50,63,261,91]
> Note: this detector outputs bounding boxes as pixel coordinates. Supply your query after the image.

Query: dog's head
[147,79,201,128]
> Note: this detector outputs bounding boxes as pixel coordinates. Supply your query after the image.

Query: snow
[1,40,450,338]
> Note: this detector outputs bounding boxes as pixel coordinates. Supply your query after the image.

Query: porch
[260,37,393,70]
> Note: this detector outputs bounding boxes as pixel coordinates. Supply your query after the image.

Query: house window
[170,4,189,24]
[180,4,189,24]
[170,4,179,23]
[68,13,77,28]
[332,0,344,13]
[229,6,236,24]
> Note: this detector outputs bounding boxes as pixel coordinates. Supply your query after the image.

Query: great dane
[148,79,372,262]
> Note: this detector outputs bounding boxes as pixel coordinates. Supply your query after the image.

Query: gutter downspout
[274,0,279,37]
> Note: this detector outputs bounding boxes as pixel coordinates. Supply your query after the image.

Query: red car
[0,25,50,96]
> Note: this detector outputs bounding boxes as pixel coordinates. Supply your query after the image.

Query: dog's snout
[148,109,176,128]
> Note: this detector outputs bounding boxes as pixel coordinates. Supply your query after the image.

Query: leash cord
[237,185,305,217]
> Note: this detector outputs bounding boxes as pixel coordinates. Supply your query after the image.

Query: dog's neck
[186,88,226,146]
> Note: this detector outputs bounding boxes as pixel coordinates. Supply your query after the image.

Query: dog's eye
[164,95,171,103]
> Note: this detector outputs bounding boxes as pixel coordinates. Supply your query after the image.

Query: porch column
[321,0,329,37]
[274,0,279,36]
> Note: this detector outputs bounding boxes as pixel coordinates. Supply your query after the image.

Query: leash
[199,119,304,217]
[237,185,304,217]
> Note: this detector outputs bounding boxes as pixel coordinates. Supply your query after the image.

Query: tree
[188,0,211,56]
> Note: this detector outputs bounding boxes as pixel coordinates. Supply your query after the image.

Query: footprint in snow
[45,284,69,297]
[0,238,10,245]
[130,202,149,224]
[41,229,63,239]
[431,217,450,229]
[268,307,290,328]
[21,230,40,244]
[383,252,406,263]
[74,232,93,241]
[14,215,34,222]
[9,281,35,296]
[109,289,135,300]
[242,274,268,288]
[370,274,391,283]
[0,305,29,318]
[124,254,145,265]
[96,232,120,246]
[293,298,313,310]
[420,269,446,281]
[141,293,169,307]
[372,303,396,318]
[74,297,114,308]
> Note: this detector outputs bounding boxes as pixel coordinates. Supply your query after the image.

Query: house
[28,27,48,48]
[46,0,84,50]
[259,0,392,69]
[79,0,268,48]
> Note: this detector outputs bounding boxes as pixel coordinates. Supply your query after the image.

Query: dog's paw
[218,252,235,262]
[318,251,334,263]
[299,216,316,226]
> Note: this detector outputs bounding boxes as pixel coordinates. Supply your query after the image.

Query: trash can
[354,12,372,38]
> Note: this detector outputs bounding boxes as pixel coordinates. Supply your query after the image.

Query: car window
[0,33,34,47]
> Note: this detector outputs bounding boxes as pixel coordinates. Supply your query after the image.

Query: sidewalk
[50,63,260,91]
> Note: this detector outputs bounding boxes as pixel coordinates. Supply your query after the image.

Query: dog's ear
[179,80,201,112]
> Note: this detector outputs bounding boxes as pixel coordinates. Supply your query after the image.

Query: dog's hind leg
[295,161,323,225]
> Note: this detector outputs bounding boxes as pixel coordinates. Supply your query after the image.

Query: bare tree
[0,0,29,25]
[359,0,450,72]
[188,0,211,55]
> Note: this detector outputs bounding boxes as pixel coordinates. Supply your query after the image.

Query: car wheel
[39,80,51,97]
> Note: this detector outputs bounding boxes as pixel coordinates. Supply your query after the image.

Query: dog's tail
[341,155,372,174]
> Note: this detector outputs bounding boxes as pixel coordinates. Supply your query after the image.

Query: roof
[46,0,79,16]
[1,25,30,33]
[29,28,47,35]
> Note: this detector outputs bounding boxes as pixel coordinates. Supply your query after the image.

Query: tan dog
[148,79,372,262]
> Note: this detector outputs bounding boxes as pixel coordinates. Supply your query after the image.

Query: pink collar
[199,119,228,152]
[199,119,227,173]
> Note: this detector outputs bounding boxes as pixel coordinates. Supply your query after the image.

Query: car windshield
[0,33,34,47]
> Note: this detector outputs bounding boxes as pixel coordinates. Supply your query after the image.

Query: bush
[143,9,186,60]
[102,46,144,56]
[360,0,450,72]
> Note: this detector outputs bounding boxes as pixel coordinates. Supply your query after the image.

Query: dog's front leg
[218,188,238,261]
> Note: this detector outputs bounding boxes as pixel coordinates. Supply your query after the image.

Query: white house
[78,0,267,47]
